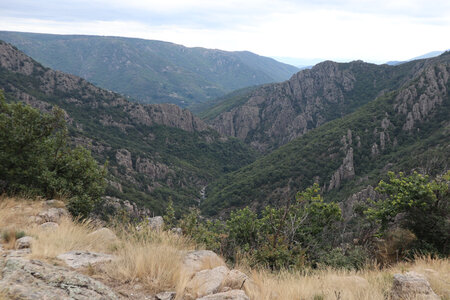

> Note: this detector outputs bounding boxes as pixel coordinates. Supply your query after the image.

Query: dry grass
[1,196,449,300]
[244,257,450,300]
[104,226,196,295]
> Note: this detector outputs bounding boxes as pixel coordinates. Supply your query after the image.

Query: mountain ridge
[0,31,299,107]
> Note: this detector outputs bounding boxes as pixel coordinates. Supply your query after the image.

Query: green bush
[366,171,450,255]
[0,91,106,218]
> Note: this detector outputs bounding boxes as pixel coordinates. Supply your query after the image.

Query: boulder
[222,269,249,290]
[156,291,176,300]
[186,266,229,298]
[28,215,45,224]
[0,257,118,299]
[391,271,440,300]
[196,289,250,300]
[183,250,224,274]
[39,222,59,230]
[38,207,68,223]
[148,216,164,231]
[57,250,115,269]
[87,228,118,244]
[15,236,34,249]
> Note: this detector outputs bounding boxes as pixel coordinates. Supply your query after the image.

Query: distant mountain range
[0,31,299,107]
[385,50,448,65]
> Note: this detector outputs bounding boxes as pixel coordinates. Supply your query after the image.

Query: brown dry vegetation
[1,196,449,300]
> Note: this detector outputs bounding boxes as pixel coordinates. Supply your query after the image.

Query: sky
[1,0,449,64]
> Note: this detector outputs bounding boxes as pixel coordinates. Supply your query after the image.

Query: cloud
[0,0,449,62]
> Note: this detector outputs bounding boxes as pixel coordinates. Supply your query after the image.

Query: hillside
[0,31,299,107]
[203,59,429,153]
[0,40,257,214]
[202,52,450,215]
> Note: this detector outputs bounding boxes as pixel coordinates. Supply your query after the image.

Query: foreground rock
[147,216,164,231]
[39,221,60,230]
[196,290,250,300]
[391,271,440,300]
[0,257,119,299]
[15,236,34,249]
[155,291,176,300]
[186,266,229,298]
[57,250,115,269]
[183,250,224,274]
[87,228,119,244]
[38,207,68,223]
[223,270,249,290]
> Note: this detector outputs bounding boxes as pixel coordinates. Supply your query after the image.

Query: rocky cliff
[202,53,450,215]
[208,59,429,152]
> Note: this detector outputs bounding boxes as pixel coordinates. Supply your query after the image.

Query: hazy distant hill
[386,50,446,65]
[202,52,450,215]
[0,40,257,213]
[0,31,299,107]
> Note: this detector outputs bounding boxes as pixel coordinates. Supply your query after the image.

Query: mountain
[386,50,447,65]
[0,40,257,213]
[202,59,422,153]
[201,52,450,215]
[0,31,299,107]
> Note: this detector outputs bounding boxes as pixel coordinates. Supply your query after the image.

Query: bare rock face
[115,149,133,170]
[136,157,172,180]
[391,271,440,300]
[57,251,115,269]
[211,61,358,152]
[156,291,176,300]
[185,266,230,298]
[395,63,449,131]
[196,289,250,300]
[328,147,355,191]
[0,257,119,299]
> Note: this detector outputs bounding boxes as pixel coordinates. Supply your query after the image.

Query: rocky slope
[202,52,450,214]
[0,40,256,213]
[0,31,299,107]
[205,59,431,152]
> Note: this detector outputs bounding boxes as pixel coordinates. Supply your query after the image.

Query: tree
[366,171,449,255]
[0,91,106,218]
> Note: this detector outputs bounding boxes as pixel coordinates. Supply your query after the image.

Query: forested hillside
[0,31,299,107]
[202,52,450,215]
[0,40,257,214]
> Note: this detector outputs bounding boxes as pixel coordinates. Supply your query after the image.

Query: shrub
[0,91,106,218]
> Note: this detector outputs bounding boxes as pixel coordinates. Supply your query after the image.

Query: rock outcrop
[57,251,115,269]
[0,257,119,299]
[391,271,440,300]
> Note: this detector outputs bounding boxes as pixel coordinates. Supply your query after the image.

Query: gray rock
[328,147,355,191]
[28,215,45,224]
[186,266,229,298]
[15,236,34,249]
[39,222,59,230]
[0,257,118,299]
[156,291,176,300]
[391,271,440,300]
[38,207,68,223]
[147,216,164,231]
[57,250,115,269]
[87,228,118,244]
[196,289,250,300]
[183,250,224,274]
[222,269,249,290]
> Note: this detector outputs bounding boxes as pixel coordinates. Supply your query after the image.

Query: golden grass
[1,196,449,300]
[244,257,450,300]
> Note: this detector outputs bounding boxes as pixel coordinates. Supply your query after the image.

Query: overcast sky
[1,0,449,64]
